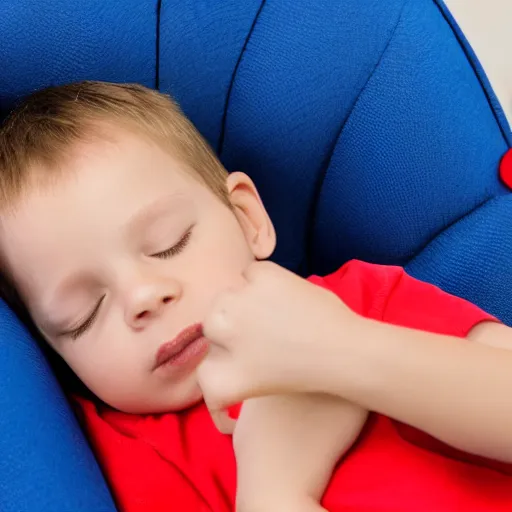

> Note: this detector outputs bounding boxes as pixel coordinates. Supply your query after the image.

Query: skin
[0,126,360,511]
[198,261,512,464]
[4,124,511,510]
[0,128,277,414]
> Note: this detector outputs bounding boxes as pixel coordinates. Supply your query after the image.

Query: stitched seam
[407,194,495,263]
[217,0,267,155]
[302,0,410,274]
[433,0,511,146]
[155,0,163,89]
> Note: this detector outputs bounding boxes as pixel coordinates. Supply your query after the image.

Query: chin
[165,382,204,413]
[111,377,205,415]
[105,386,204,415]
[178,394,204,412]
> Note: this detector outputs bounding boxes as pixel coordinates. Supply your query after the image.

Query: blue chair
[0,1,510,510]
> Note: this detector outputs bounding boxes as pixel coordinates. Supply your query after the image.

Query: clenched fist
[197,261,358,413]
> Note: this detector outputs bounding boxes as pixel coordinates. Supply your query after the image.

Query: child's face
[0,127,275,413]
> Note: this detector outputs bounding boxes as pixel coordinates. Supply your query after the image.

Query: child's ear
[226,172,276,260]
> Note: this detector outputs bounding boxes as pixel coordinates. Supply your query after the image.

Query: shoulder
[307,260,404,319]
[308,260,496,336]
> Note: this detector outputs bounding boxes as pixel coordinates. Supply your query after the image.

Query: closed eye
[151,230,192,259]
[65,296,105,341]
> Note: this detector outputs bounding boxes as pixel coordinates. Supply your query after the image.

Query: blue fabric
[310,0,510,274]
[159,0,263,149]
[0,303,115,512]
[0,0,157,113]
[218,0,406,272]
[0,0,510,510]
[406,195,512,324]
[433,0,512,146]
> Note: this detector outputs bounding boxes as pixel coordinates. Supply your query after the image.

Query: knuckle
[205,298,240,339]
[204,304,229,334]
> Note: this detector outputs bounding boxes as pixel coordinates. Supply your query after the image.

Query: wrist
[305,303,382,401]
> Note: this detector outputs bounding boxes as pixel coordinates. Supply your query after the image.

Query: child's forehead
[2,140,193,223]
[1,124,153,208]
[67,123,165,162]
[0,123,222,268]
[42,127,195,189]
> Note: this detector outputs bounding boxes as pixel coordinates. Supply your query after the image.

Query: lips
[153,323,206,370]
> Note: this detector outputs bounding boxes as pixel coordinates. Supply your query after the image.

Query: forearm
[313,316,512,462]
[235,394,368,510]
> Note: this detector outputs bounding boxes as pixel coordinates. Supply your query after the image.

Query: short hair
[0,80,229,209]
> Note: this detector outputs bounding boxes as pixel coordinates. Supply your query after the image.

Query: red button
[500,148,512,189]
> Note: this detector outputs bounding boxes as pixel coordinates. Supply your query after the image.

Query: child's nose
[126,283,180,329]
[135,294,172,320]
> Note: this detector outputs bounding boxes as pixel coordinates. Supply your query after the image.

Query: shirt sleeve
[309,259,497,337]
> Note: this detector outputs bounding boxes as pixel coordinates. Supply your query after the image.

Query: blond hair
[0,81,229,209]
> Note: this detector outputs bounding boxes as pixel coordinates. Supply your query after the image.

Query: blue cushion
[0,302,115,511]
[0,0,510,510]
[312,0,509,272]
[0,0,157,112]
[406,195,512,322]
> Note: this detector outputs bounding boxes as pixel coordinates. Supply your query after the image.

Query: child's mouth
[153,323,209,371]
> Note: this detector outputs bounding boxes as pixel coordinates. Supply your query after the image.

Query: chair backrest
[0,1,510,510]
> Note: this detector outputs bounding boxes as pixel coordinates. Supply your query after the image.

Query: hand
[197,260,358,413]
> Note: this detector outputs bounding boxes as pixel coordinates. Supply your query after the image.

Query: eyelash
[66,230,192,340]
[152,230,192,259]
[68,296,105,341]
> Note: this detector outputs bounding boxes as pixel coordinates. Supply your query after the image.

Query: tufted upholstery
[0,1,510,510]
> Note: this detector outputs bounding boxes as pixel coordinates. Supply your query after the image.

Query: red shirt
[75,261,511,512]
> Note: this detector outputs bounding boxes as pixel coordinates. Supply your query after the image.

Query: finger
[196,356,240,412]
[203,293,238,348]
[198,359,270,419]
